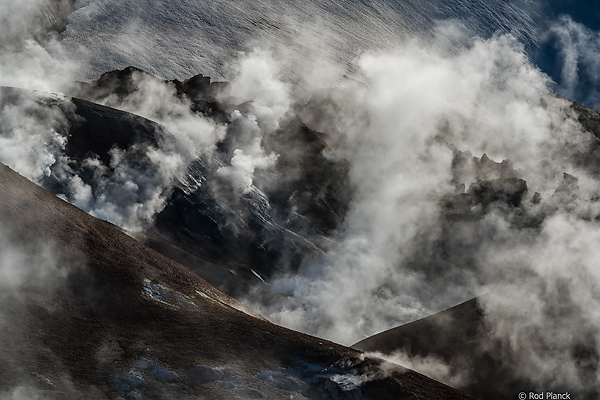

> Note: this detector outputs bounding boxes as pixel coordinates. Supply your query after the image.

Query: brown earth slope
[0,162,475,399]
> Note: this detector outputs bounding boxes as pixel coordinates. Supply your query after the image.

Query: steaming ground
[244,36,600,344]
[3,0,600,397]
[0,161,474,400]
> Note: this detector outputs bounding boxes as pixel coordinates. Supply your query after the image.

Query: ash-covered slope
[0,162,475,399]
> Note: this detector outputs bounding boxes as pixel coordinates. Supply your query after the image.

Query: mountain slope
[352,296,501,399]
[0,162,475,399]
[352,287,599,400]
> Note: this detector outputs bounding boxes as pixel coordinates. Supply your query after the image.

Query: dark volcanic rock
[64,69,351,292]
[0,162,474,399]
[152,114,351,290]
[352,296,513,399]
[542,93,600,176]
[553,172,580,200]
[1,84,351,297]
[66,68,351,289]
[77,66,167,103]
[72,66,230,105]
[66,97,163,165]
[442,152,529,221]
[450,150,520,186]
[466,177,528,208]
[551,93,600,139]
[182,73,231,101]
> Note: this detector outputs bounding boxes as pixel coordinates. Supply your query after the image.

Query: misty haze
[1,0,600,399]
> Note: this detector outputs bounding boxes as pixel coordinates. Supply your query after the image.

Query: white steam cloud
[216,112,278,195]
[0,91,71,181]
[477,212,600,390]
[248,33,566,343]
[56,69,228,230]
[546,16,600,109]
[215,50,285,195]
[366,350,467,390]
[235,27,600,395]
[4,0,600,394]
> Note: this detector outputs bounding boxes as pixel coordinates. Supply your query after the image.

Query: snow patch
[141,279,168,304]
[283,358,365,399]
[141,279,196,307]
[330,374,362,392]
[112,371,145,391]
